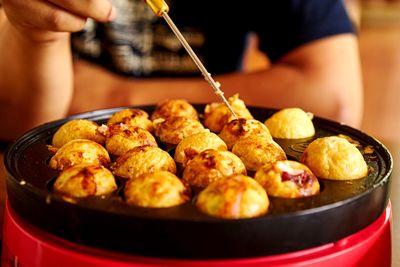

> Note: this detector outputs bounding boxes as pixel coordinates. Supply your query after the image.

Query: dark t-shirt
[71,0,355,77]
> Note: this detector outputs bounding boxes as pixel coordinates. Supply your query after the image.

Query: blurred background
[346,0,400,144]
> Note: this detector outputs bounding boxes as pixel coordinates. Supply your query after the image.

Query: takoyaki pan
[4,104,392,259]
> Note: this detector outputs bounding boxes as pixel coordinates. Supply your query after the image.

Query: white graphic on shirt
[72,0,204,76]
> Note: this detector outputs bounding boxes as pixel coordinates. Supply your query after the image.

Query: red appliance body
[2,200,392,267]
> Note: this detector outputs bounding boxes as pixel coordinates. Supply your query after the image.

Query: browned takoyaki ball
[203,94,253,133]
[151,99,199,121]
[196,174,269,219]
[107,109,154,133]
[232,136,287,172]
[301,136,368,180]
[53,164,117,198]
[264,108,315,139]
[153,116,205,146]
[49,139,111,171]
[174,131,227,165]
[52,119,105,148]
[111,145,177,180]
[124,171,191,208]
[219,118,273,150]
[101,123,157,157]
[255,160,320,198]
[182,149,247,188]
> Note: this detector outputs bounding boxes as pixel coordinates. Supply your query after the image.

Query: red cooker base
[1,199,392,267]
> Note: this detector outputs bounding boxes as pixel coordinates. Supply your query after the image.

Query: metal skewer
[144,0,238,119]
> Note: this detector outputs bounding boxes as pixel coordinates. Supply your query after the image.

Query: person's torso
[71,0,251,77]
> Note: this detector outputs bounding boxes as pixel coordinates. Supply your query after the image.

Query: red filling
[281,171,312,187]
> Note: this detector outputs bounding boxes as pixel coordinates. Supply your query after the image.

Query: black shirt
[71,0,355,77]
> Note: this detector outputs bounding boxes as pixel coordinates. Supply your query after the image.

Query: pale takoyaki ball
[153,116,205,146]
[301,136,368,180]
[196,174,269,219]
[255,160,320,198]
[151,99,199,121]
[219,118,272,150]
[106,109,154,133]
[124,171,191,208]
[49,139,111,171]
[111,145,177,180]
[203,94,253,133]
[264,108,315,139]
[182,149,247,188]
[174,131,228,165]
[53,164,117,198]
[52,119,105,148]
[232,136,287,172]
[103,124,157,157]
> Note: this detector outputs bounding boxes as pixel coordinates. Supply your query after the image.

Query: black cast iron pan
[4,105,393,259]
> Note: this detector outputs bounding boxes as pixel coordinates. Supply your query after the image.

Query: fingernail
[108,6,117,21]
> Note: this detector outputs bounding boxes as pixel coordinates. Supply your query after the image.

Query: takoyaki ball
[49,139,110,171]
[52,119,105,148]
[151,99,199,121]
[232,136,287,172]
[203,94,253,133]
[196,174,269,219]
[219,118,272,149]
[301,136,368,180]
[182,149,247,188]
[106,109,153,133]
[54,164,117,198]
[174,131,227,165]
[255,160,320,198]
[103,123,157,157]
[124,171,190,208]
[264,108,315,139]
[111,145,177,180]
[153,116,205,146]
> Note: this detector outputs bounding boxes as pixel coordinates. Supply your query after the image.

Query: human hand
[1,0,116,42]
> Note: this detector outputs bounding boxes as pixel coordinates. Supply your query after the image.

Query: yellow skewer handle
[145,0,169,16]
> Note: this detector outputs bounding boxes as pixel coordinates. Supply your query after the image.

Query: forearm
[0,12,73,140]
[218,63,362,128]
[218,35,363,128]
[128,35,362,127]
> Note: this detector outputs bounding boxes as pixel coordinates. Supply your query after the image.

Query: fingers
[47,0,116,22]
[3,0,87,32]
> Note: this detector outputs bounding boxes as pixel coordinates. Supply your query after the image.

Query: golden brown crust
[300,136,368,180]
[203,94,253,133]
[124,171,191,208]
[103,124,157,156]
[153,116,205,145]
[232,136,287,172]
[174,131,227,165]
[49,139,111,171]
[52,119,105,148]
[111,145,177,180]
[219,118,272,149]
[264,108,315,139]
[182,149,246,187]
[54,164,117,198]
[151,99,198,121]
[107,109,154,133]
[255,160,320,198]
[196,174,269,219]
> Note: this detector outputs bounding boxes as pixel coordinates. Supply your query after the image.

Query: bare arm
[79,33,362,127]
[0,11,73,140]
[0,1,115,140]
[220,34,363,127]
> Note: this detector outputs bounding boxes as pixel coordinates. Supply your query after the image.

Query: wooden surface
[0,152,5,240]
